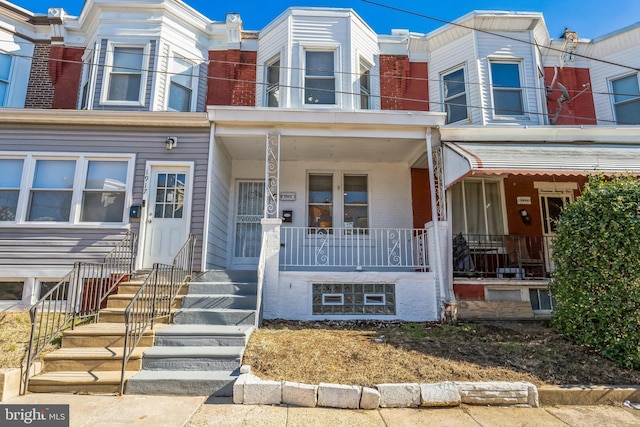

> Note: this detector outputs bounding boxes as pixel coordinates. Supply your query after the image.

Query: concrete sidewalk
[6,393,640,427]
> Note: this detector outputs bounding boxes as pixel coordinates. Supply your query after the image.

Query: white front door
[142,167,191,268]
[232,181,264,267]
[539,191,572,272]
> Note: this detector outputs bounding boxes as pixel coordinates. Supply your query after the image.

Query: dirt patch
[242,320,640,387]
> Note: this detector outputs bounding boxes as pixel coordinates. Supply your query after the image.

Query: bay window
[490,61,524,116]
[451,179,505,236]
[442,67,468,124]
[168,56,194,112]
[0,53,11,107]
[305,51,335,105]
[105,45,146,104]
[359,60,372,109]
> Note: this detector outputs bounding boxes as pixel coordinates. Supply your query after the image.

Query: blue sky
[13,0,640,39]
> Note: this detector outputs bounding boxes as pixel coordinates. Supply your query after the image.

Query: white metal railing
[280,227,429,271]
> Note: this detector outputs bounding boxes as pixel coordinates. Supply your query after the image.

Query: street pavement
[6,393,640,427]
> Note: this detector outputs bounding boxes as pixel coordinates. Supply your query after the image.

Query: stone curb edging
[233,366,538,409]
[0,363,42,402]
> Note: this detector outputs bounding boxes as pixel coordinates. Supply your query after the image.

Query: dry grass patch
[0,312,32,369]
[242,320,640,387]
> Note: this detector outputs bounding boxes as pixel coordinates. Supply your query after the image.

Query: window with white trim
[611,73,640,125]
[0,53,11,107]
[305,51,335,105]
[359,60,372,109]
[529,288,555,311]
[265,56,280,107]
[168,56,195,112]
[442,66,468,124]
[451,179,505,236]
[1,154,133,226]
[104,45,146,104]
[490,61,524,116]
[308,173,368,230]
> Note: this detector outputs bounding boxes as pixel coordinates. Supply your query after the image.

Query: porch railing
[20,232,137,394]
[119,234,196,394]
[453,233,554,279]
[280,227,429,271]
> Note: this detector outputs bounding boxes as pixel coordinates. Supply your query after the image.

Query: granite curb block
[233,366,539,409]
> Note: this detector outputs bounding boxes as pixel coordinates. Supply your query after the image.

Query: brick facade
[410,168,433,228]
[49,46,84,109]
[24,43,55,109]
[544,67,596,125]
[379,55,429,111]
[207,50,257,106]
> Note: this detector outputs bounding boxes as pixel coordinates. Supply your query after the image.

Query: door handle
[147,213,153,224]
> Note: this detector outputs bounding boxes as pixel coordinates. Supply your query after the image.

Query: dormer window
[0,53,10,107]
[359,60,372,109]
[442,66,468,124]
[265,56,280,107]
[103,44,148,105]
[305,51,335,105]
[611,73,640,125]
[490,61,524,117]
[168,56,194,112]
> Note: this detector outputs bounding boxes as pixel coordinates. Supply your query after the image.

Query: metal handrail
[119,234,196,394]
[20,232,137,394]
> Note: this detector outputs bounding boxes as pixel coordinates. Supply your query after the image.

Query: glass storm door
[142,168,190,268]
[233,181,264,266]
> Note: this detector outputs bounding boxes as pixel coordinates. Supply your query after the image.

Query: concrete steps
[61,323,155,348]
[126,270,258,397]
[28,371,138,394]
[43,347,146,372]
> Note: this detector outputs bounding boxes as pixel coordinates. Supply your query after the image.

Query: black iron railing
[20,232,137,394]
[453,233,553,279]
[119,234,196,394]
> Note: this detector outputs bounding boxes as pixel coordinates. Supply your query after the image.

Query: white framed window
[451,179,506,236]
[529,288,555,312]
[308,173,333,227]
[441,66,468,124]
[490,61,524,116]
[0,154,134,227]
[305,50,335,105]
[265,56,280,107]
[308,173,369,230]
[359,59,372,109]
[0,53,11,107]
[610,73,640,125]
[102,44,148,105]
[343,174,368,230]
[168,55,195,112]
[79,46,99,110]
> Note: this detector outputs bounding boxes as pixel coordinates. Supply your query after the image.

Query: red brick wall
[379,55,429,111]
[453,284,485,300]
[24,44,55,109]
[207,50,257,106]
[411,168,433,228]
[544,67,596,125]
[49,46,84,109]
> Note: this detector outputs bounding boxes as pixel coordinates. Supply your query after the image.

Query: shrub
[551,175,640,369]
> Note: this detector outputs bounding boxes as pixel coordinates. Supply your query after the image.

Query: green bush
[551,175,640,370]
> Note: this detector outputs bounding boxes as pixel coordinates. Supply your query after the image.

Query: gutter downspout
[426,128,448,319]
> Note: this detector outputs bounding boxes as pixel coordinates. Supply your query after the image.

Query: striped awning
[443,142,640,187]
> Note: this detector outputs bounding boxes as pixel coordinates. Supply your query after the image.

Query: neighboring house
[1,0,639,320]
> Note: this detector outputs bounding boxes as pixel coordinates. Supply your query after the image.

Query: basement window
[322,294,344,305]
[0,281,24,300]
[313,283,395,315]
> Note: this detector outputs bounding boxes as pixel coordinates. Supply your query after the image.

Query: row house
[1,0,639,321]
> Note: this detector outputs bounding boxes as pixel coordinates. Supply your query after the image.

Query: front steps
[27,274,176,394]
[126,270,257,396]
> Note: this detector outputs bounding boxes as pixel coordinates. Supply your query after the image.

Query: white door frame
[136,160,195,270]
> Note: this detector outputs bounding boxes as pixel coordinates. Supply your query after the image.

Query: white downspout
[426,128,448,319]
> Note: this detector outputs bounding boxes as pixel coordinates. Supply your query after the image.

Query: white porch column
[260,218,281,319]
[426,221,450,310]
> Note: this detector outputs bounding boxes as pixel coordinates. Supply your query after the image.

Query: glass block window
[312,283,396,315]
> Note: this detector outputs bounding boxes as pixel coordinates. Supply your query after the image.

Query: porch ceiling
[444,142,640,188]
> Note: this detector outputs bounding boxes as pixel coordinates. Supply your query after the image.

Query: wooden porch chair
[504,235,546,278]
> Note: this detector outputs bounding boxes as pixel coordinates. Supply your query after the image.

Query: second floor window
[490,62,524,116]
[0,53,11,107]
[442,67,468,124]
[106,46,145,103]
[305,51,335,105]
[611,73,640,125]
[265,57,280,107]
[359,61,371,109]
[168,56,194,112]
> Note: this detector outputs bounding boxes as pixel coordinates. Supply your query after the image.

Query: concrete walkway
[6,393,640,427]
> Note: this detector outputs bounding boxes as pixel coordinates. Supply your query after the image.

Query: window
[451,179,505,236]
[305,51,335,105]
[168,56,194,112]
[27,160,75,222]
[529,288,555,311]
[0,281,23,300]
[490,62,524,116]
[265,57,280,107]
[0,53,11,107]
[359,61,371,109]
[154,172,185,219]
[0,159,23,221]
[79,58,93,110]
[39,280,68,300]
[81,161,127,222]
[313,283,396,315]
[1,154,132,226]
[611,74,640,125]
[309,174,333,227]
[106,46,145,103]
[442,67,468,123]
[343,175,368,230]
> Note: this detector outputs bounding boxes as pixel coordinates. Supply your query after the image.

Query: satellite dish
[557,82,571,103]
